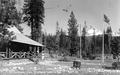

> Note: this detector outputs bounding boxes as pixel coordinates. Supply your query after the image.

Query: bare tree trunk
[118,56,120,62]
[31,21,34,40]
[109,35,111,54]
[37,25,42,44]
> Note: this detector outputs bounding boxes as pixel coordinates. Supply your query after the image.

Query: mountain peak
[86,27,102,36]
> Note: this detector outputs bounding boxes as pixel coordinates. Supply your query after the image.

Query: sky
[16,0,120,35]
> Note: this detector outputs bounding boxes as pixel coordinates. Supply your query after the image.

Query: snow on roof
[7,25,43,46]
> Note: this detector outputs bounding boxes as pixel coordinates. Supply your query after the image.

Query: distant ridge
[86,26,120,36]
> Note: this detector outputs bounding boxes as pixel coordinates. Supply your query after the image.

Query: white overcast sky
[16,0,120,35]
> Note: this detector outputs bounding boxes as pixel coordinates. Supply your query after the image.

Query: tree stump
[73,60,81,69]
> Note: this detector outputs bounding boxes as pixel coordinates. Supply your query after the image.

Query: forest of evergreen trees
[0,0,120,60]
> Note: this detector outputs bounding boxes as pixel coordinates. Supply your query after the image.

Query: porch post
[6,47,8,59]
[37,46,39,54]
[37,46,39,57]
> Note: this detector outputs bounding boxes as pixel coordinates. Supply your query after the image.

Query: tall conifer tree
[68,11,78,56]
[23,0,45,43]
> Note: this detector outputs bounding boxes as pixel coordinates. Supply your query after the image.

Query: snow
[86,27,120,36]
[112,32,120,36]
[87,28,102,36]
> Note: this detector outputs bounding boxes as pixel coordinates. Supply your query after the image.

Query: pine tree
[46,34,56,52]
[59,29,66,48]
[0,0,22,38]
[106,26,112,54]
[0,0,22,31]
[23,0,45,43]
[90,28,96,55]
[0,0,20,25]
[111,37,120,61]
[59,29,70,56]
[81,22,87,57]
[68,11,78,56]
[0,24,15,51]
[42,31,47,46]
[0,0,23,52]
[95,35,102,54]
[55,21,60,51]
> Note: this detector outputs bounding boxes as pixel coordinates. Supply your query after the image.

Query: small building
[0,25,44,59]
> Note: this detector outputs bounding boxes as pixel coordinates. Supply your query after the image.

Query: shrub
[112,62,120,69]
[58,56,76,62]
